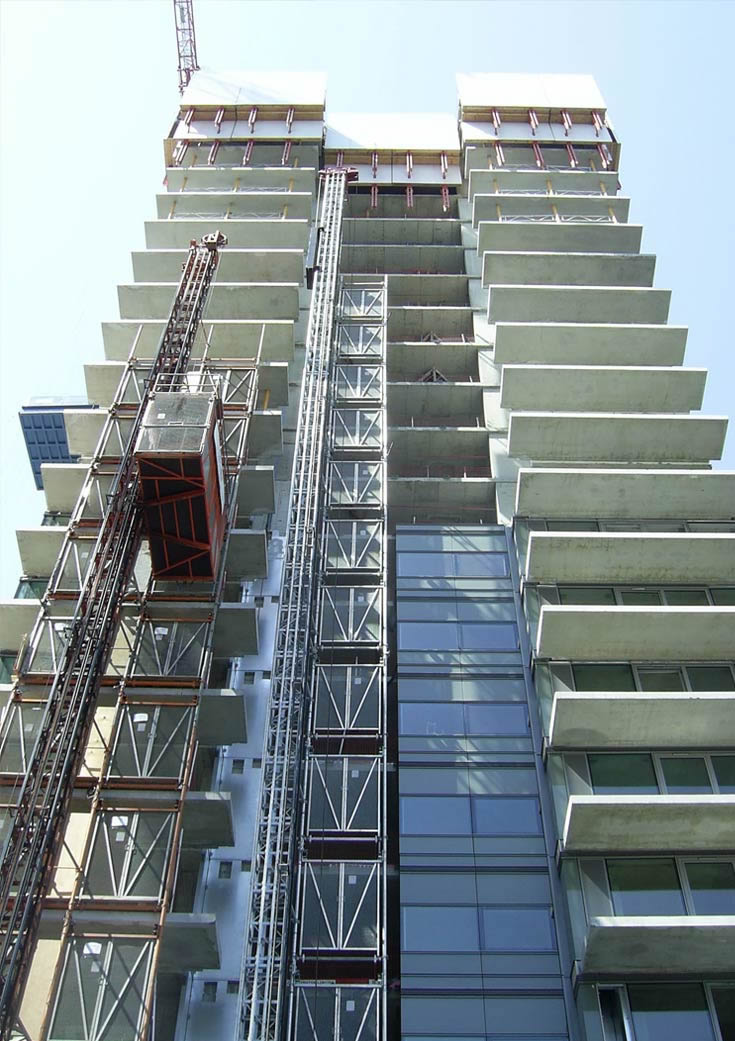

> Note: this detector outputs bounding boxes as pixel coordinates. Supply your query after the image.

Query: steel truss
[239,170,352,1041]
[0,233,230,1038]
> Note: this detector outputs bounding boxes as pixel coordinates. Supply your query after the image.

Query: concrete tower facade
[1,71,734,1041]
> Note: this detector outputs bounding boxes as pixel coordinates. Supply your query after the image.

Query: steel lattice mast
[173,0,199,94]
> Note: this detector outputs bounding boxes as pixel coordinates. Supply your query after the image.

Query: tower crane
[174,0,199,94]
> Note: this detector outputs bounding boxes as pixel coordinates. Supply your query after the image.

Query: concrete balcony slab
[537,605,735,661]
[161,914,220,972]
[473,193,629,226]
[488,285,671,325]
[389,426,489,473]
[563,794,735,853]
[17,527,65,578]
[582,917,735,975]
[478,221,642,256]
[237,465,276,516]
[387,382,482,426]
[342,218,461,247]
[117,283,300,322]
[388,341,478,382]
[64,410,106,459]
[156,190,312,220]
[42,463,87,512]
[549,693,735,751]
[0,600,40,653]
[102,319,295,363]
[508,413,726,464]
[342,243,465,275]
[225,530,267,579]
[144,218,309,251]
[248,409,282,458]
[526,532,735,584]
[515,467,735,520]
[387,306,473,342]
[132,248,304,284]
[482,251,655,288]
[468,168,620,200]
[258,362,289,407]
[213,603,258,657]
[182,791,234,849]
[164,165,317,193]
[197,688,247,746]
[494,323,687,367]
[389,476,495,521]
[501,366,705,413]
[387,274,469,307]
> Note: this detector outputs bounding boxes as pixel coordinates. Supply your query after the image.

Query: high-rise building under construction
[1,63,735,1041]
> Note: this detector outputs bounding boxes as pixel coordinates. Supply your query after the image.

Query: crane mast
[0,232,226,1038]
[174,0,199,94]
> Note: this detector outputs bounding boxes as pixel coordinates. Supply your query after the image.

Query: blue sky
[1,0,734,594]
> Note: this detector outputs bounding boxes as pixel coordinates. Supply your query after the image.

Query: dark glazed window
[402,906,479,951]
[399,703,463,735]
[660,757,712,793]
[685,862,735,915]
[637,668,685,692]
[687,666,735,691]
[713,756,735,792]
[712,987,735,1041]
[572,663,636,691]
[627,984,715,1041]
[606,859,685,916]
[480,907,555,950]
[465,703,528,734]
[588,754,658,794]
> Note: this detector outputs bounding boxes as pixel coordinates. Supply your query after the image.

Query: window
[465,703,528,735]
[399,702,463,735]
[713,756,735,792]
[398,621,517,652]
[573,663,636,692]
[559,586,615,605]
[685,862,735,915]
[687,666,735,691]
[588,754,658,794]
[232,759,245,774]
[218,861,232,879]
[619,589,661,606]
[663,588,710,606]
[202,982,218,1003]
[227,981,239,995]
[471,797,540,835]
[400,796,472,835]
[638,668,685,692]
[711,987,735,1041]
[712,588,735,606]
[660,757,711,793]
[480,907,555,950]
[402,906,479,951]
[606,859,685,916]
[627,984,716,1041]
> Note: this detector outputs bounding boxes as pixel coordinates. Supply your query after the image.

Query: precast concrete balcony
[102,318,295,363]
[164,165,317,193]
[563,794,735,853]
[387,381,483,427]
[525,531,735,585]
[342,218,462,247]
[117,282,300,322]
[341,243,465,275]
[515,467,735,520]
[131,248,304,284]
[482,251,655,288]
[387,341,478,382]
[488,285,671,325]
[549,693,735,751]
[144,218,310,250]
[494,323,687,367]
[477,220,642,255]
[581,917,735,975]
[387,307,474,343]
[508,413,726,464]
[536,605,735,661]
[156,190,313,220]
[473,193,629,226]
[0,600,40,656]
[500,366,705,413]
[468,168,620,200]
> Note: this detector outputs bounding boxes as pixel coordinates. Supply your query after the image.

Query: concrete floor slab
[501,365,705,413]
[483,251,655,288]
[478,221,642,256]
[582,917,735,974]
[118,283,300,322]
[102,318,295,363]
[564,794,735,852]
[473,193,629,226]
[0,600,40,653]
[489,285,670,325]
[494,323,687,367]
[144,218,309,251]
[468,168,620,200]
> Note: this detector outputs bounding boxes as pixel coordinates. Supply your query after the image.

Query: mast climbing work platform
[0,232,226,1039]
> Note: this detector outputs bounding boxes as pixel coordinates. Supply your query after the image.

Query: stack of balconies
[461,72,735,1040]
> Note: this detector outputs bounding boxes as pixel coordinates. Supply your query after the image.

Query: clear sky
[1,0,734,594]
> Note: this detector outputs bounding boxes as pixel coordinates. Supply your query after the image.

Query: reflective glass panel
[627,984,715,1041]
[472,797,540,835]
[400,796,472,835]
[480,907,554,950]
[402,906,479,951]
[588,754,658,794]
[399,703,463,736]
[685,862,735,915]
[465,704,528,735]
[606,859,685,916]
[660,757,711,794]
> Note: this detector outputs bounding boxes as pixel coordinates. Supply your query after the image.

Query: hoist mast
[0,232,226,1038]
[240,169,352,1041]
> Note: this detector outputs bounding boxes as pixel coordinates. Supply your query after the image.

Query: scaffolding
[0,233,229,1038]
